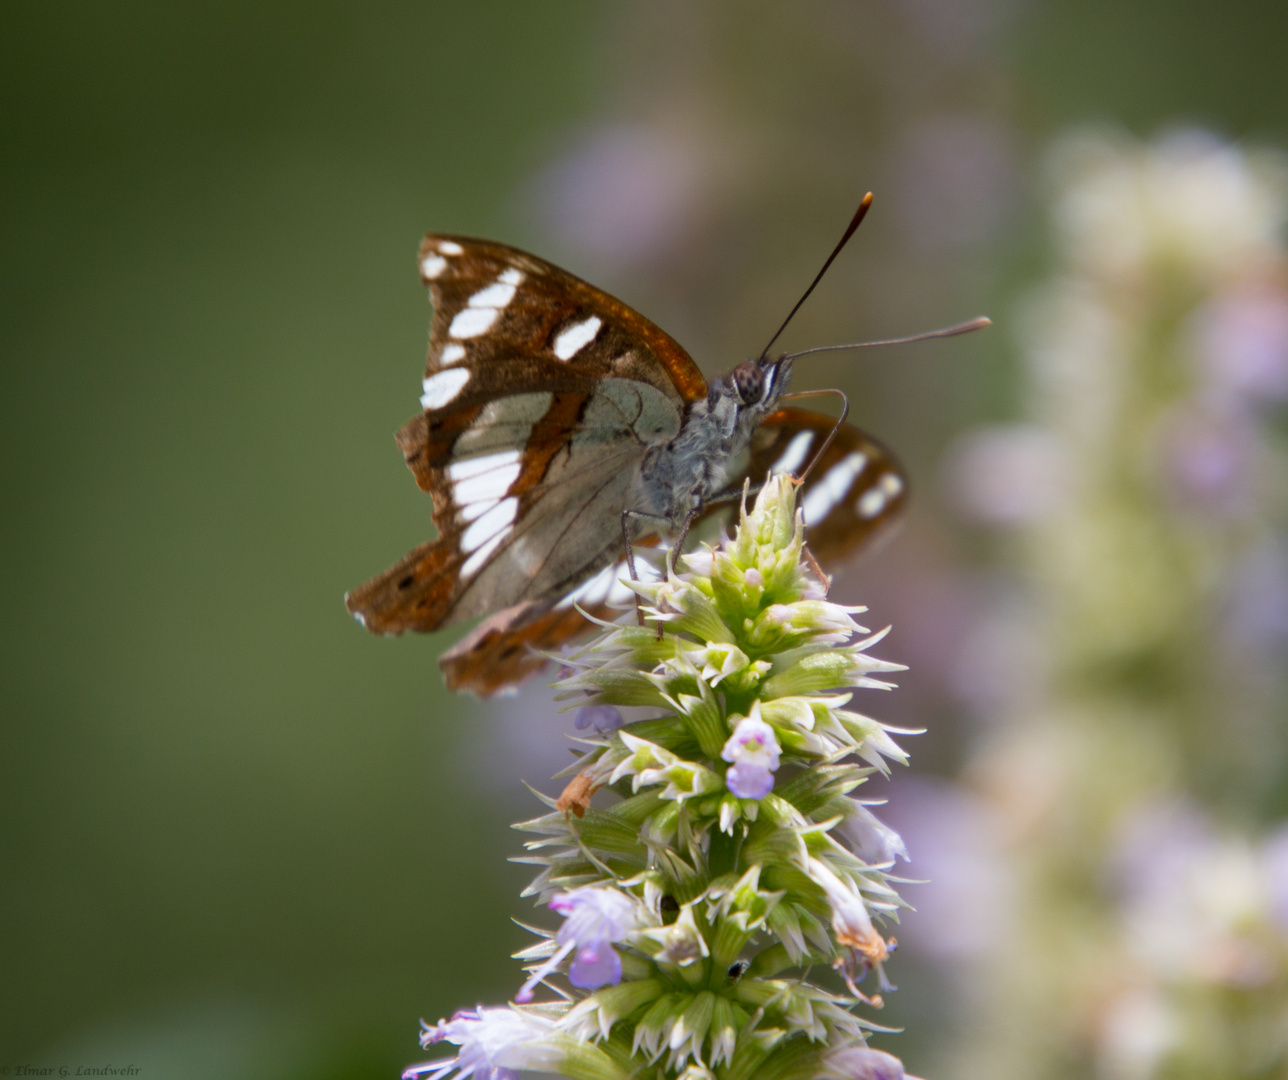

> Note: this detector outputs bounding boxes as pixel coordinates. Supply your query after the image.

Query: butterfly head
[729,354,793,414]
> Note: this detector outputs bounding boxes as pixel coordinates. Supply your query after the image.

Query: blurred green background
[2,2,1285,1078]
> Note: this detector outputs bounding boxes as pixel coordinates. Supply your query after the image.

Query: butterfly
[344,197,985,696]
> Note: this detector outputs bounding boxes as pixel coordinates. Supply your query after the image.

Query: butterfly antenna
[758,192,874,361]
[782,316,992,362]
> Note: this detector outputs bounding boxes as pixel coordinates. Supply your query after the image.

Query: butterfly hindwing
[344,236,707,637]
[736,408,908,566]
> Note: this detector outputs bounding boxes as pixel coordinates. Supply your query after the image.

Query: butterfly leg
[802,544,832,596]
[667,504,701,577]
[621,508,672,626]
[705,482,762,512]
[651,502,706,638]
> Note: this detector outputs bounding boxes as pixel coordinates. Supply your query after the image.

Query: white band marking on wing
[770,431,815,477]
[857,472,903,519]
[556,562,616,610]
[552,315,603,361]
[458,498,496,523]
[448,450,523,504]
[421,254,447,279]
[448,449,520,480]
[440,343,466,365]
[454,465,520,504]
[801,451,869,526]
[555,556,661,610]
[460,530,507,579]
[461,497,518,554]
[438,240,464,255]
[421,367,471,410]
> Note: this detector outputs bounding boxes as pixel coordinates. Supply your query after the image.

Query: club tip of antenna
[966,316,992,331]
[861,191,874,208]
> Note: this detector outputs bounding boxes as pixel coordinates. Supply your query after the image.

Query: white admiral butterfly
[345,195,987,696]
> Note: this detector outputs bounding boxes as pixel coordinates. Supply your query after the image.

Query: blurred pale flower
[1265,824,1288,931]
[1112,800,1285,983]
[1096,989,1180,1080]
[840,801,910,866]
[1052,129,1288,286]
[1015,277,1129,451]
[944,128,1288,1080]
[889,115,1018,249]
[525,124,709,269]
[1151,402,1260,519]
[573,705,625,732]
[1093,799,1288,1076]
[946,581,1048,719]
[1196,284,1288,404]
[878,777,1009,961]
[824,1044,915,1080]
[1223,540,1288,656]
[945,423,1070,524]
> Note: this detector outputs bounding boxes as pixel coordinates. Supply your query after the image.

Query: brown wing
[436,409,907,697]
[345,236,706,637]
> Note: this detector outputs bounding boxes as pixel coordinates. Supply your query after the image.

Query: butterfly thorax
[630,355,793,526]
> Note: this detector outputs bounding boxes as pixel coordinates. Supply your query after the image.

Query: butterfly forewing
[344,236,707,637]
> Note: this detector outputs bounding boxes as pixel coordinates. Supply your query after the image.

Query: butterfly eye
[732,361,764,405]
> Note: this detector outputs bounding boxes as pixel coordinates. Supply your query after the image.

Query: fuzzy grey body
[629,355,794,528]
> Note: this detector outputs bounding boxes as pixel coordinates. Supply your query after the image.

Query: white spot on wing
[553,315,602,361]
[801,451,868,526]
[461,497,518,554]
[468,279,518,309]
[440,343,466,365]
[857,489,887,518]
[770,431,815,477]
[421,254,447,279]
[857,472,902,519]
[421,368,470,410]
[438,240,464,255]
[449,450,522,504]
[450,306,500,339]
[460,530,506,579]
[498,267,523,286]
